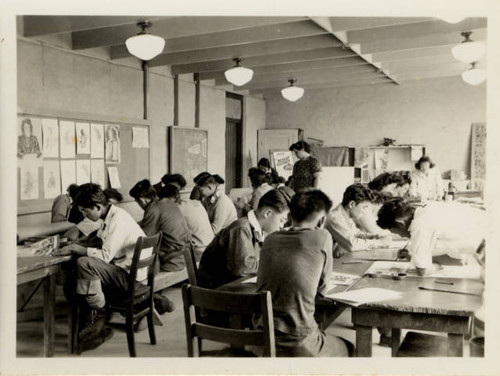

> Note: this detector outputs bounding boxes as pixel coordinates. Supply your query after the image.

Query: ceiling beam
[170,47,356,74]
[327,17,434,32]
[110,20,328,59]
[381,55,467,71]
[395,69,465,82]
[199,56,367,80]
[71,16,305,50]
[149,34,343,68]
[371,45,455,62]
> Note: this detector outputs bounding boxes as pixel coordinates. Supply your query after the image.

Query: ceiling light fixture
[224,57,254,86]
[461,63,486,85]
[451,31,485,64]
[281,79,304,102]
[126,21,165,61]
[440,16,465,24]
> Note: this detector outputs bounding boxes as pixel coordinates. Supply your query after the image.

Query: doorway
[225,93,243,192]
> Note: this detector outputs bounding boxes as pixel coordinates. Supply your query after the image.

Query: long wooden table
[17,255,72,357]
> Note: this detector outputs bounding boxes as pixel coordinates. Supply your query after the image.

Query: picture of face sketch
[18,117,43,159]
[105,124,121,164]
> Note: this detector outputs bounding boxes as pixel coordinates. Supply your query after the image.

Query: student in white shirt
[377,198,486,275]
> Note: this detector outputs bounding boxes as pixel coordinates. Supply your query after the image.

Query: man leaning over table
[53,183,172,352]
[377,198,486,276]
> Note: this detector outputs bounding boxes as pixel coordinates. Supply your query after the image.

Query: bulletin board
[17,110,151,215]
[168,126,208,190]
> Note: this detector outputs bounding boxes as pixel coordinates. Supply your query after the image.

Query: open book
[17,235,60,257]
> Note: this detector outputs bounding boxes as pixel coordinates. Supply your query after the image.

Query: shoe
[76,327,114,354]
[78,308,107,341]
[379,334,392,348]
[153,294,175,314]
[134,316,148,332]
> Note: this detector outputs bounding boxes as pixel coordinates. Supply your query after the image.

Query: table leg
[43,274,56,357]
[355,325,372,357]
[391,328,401,357]
[448,333,464,357]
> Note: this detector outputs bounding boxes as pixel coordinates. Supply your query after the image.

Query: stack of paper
[326,288,402,307]
[330,272,360,286]
[17,235,60,257]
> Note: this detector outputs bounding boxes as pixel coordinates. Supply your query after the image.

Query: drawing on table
[90,123,105,158]
[43,160,61,199]
[60,120,76,158]
[41,118,59,158]
[76,122,90,154]
[105,124,121,164]
[18,117,43,160]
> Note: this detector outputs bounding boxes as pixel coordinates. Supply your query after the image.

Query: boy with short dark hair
[256,189,353,357]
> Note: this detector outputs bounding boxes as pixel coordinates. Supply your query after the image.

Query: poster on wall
[90,123,105,158]
[91,159,106,188]
[374,148,389,170]
[105,124,121,164]
[354,147,370,168]
[76,122,91,154]
[270,150,294,180]
[42,118,59,158]
[471,123,486,190]
[132,127,149,148]
[107,166,121,188]
[60,160,76,192]
[43,160,61,199]
[17,117,43,162]
[19,163,39,200]
[60,120,76,158]
[76,160,91,185]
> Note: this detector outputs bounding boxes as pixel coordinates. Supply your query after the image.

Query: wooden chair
[183,243,198,286]
[182,284,275,357]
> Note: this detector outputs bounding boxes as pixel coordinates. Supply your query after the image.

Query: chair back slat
[128,233,162,296]
[193,323,266,347]
[190,286,261,314]
[183,244,198,286]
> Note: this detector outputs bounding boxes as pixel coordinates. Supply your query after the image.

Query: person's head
[257,158,271,172]
[161,173,187,190]
[341,184,373,220]
[66,184,80,200]
[73,183,109,222]
[415,156,435,175]
[255,189,291,234]
[103,188,123,204]
[158,184,181,203]
[289,141,311,159]
[392,172,411,197]
[194,172,225,198]
[129,179,158,210]
[248,167,270,189]
[289,189,333,229]
[21,119,33,136]
[377,198,416,238]
[368,172,396,194]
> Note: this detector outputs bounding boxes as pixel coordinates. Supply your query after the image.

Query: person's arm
[408,225,437,275]
[312,171,322,188]
[86,213,129,263]
[310,157,323,189]
[408,172,419,198]
[317,232,333,297]
[139,204,160,236]
[210,196,236,235]
[51,195,69,223]
[225,225,259,276]
[325,213,372,252]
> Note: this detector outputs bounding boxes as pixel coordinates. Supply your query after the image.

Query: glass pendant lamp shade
[281,79,304,102]
[452,32,485,64]
[126,21,165,61]
[224,58,254,86]
[440,16,465,23]
[462,63,486,85]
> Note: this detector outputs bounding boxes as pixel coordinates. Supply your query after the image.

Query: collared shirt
[87,205,147,281]
[408,202,487,270]
[203,189,238,235]
[178,199,214,254]
[197,211,262,289]
[409,168,444,201]
[324,204,378,256]
[250,183,274,210]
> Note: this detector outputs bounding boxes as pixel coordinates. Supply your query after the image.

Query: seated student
[392,171,412,198]
[257,157,280,184]
[256,189,353,357]
[129,179,190,274]
[159,183,214,259]
[248,167,274,211]
[51,184,79,223]
[193,172,238,234]
[355,190,393,236]
[368,172,401,197]
[197,189,290,289]
[377,198,487,276]
[53,184,172,348]
[325,184,387,258]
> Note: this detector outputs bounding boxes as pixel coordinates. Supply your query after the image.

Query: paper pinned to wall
[60,160,76,192]
[91,159,106,188]
[76,122,91,154]
[374,148,389,170]
[410,145,423,161]
[42,118,59,158]
[132,127,149,148]
[270,150,294,179]
[76,160,91,185]
[107,166,121,188]
[20,163,39,200]
[18,117,43,161]
[43,160,61,199]
[60,120,76,158]
[105,124,121,164]
[90,123,105,158]
[354,147,370,168]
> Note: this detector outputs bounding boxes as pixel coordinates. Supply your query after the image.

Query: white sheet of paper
[42,118,59,158]
[132,127,149,148]
[19,163,39,200]
[326,288,402,307]
[374,148,389,170]
[43,160,61,199]
[418,265,482,279]
[76,122,91,154]
[364,261,413,275]
[330,272,360,286]
[90,123,104,158]
[242,276,257,284]
[60,120,76,158]
[76,160,91,185]
[411,145,423,161]
[90,159,106,188]
[18,117,43,163]
[60,160,76,192]
[105,124,121,164]
[107,166,121,188]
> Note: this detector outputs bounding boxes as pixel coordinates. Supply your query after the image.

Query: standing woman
[194,172,237,235]
[288,141,323,192]
[409,156,444,201]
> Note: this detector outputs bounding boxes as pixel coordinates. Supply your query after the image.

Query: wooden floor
[17,284,470,358]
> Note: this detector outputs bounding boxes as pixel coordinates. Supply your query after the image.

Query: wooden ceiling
[20,16,487,97]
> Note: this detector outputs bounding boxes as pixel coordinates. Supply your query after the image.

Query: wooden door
[225,119,243,192]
